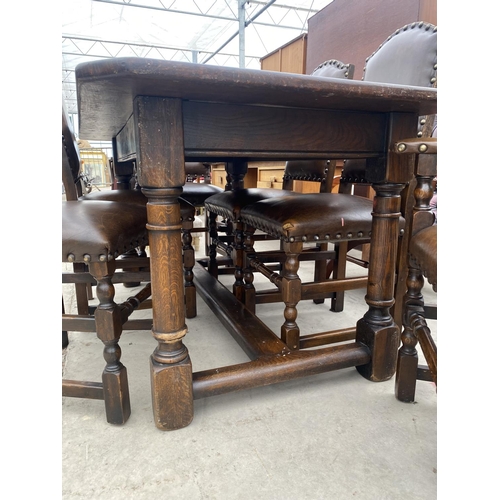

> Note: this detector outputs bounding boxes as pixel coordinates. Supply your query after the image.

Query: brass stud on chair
[83,254,91,263]
[67,253,75,262]
[397,143,407,152]
[418,144,428,152]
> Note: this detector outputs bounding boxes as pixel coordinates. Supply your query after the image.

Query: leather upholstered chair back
[282,160,334,193]
[311,59,355,79]
[362,22,437,87]
[341,22,437,188]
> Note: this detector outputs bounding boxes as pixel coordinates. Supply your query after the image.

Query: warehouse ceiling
[62,0,332,119]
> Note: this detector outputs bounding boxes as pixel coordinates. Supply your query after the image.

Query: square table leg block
[150,356,194,430]
[355,318,399,382]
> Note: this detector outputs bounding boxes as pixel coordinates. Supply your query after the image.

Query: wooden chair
[331,21,438,314]
[394,137,437,402]
[62,102,198,424]
[62,103,150,424]
[205,159,342,306]
[75,153,198,319]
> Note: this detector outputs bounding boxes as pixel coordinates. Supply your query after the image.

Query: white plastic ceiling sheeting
[62,0,332,116]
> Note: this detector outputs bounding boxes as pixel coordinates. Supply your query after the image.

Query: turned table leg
[134,96,193,430]
[143,187,194,430]
[356,183,405,382]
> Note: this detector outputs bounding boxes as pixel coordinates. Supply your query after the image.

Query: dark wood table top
[76,57,437,141]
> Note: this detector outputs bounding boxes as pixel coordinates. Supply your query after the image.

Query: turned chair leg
[182,220,197,319]
[208,211,219,278]
[395,265,424,402]
[243,224,256,313]
[232,221,245,302]
[281,242,303,350]
[88,261,131,425]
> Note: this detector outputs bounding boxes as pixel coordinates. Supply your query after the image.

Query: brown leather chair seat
[181,182,224,206]
[79,188,196,220]
[181,162,224,206]
[239,193,404,243]
[205,188,301,222]
[62,200,149,263]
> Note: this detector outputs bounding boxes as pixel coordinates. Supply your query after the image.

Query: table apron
[115,100,410,164]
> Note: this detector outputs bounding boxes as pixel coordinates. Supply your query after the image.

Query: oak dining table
[75,57,437,430]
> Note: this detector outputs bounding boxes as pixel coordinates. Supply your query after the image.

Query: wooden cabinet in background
[260,34,307,74]
[210,160,343,193]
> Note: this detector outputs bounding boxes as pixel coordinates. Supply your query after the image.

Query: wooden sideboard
[210,161,343,193]
[211,162,285,190]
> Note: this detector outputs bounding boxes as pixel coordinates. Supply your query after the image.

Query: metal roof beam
[90,0,307,30]
[202,0,277,65]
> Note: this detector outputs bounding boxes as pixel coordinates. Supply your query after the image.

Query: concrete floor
[62,234,437,499]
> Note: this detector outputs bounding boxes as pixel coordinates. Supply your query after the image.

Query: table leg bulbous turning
[356,183,405,382]
[143,187,193,430]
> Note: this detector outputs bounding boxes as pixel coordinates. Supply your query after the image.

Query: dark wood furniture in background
[75,58,436,430]
[306,0,437,78]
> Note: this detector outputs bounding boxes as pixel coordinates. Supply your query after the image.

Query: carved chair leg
[88,261,131,425]
[395,265,423,402]
[281,242,303,350]
[182,221,197,319]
